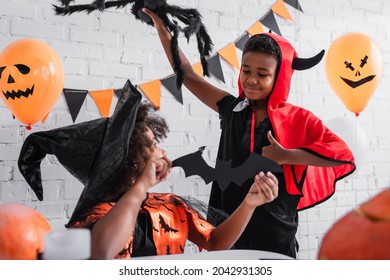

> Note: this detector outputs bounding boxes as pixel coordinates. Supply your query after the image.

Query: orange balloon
[325,33,383,116]
[0,38,64,127]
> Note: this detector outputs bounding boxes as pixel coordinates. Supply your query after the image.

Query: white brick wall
[0,0,389,260]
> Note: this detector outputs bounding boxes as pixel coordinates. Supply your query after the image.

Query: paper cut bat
[172,147,283,191]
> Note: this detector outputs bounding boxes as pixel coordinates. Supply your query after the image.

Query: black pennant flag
[161,75,183,104]
[63,89,88,123]
[114,88,123,98]
[207,55,225,83]
[235,33,250,51]
[284,0,303,12]
[261,10,281,35]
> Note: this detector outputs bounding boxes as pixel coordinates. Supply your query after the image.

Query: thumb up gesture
[261,131,287,165]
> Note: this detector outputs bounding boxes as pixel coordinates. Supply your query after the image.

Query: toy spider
[53,0,213,89]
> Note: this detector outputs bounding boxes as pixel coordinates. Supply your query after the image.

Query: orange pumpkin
[0,203,51,260]
[318,189,390,260]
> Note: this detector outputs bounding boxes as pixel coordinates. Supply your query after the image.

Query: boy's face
[240,51,277,102]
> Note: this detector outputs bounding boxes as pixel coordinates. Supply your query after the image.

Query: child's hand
[262,131,286,165]
[244,171,278,208]
[142,7,169,35]
[136,156,172,191]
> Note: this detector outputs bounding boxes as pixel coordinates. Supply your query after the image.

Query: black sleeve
[217,95,237,116]
[217,95,240,128]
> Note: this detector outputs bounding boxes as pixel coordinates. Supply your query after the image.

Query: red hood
[266,33,298,105]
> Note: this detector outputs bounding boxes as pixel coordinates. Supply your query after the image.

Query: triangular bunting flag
[114,88,123,98]
[138,80,161,109]
[63,89,88,123]
[284,0,303,12]
[247,21,264,36]
[218,43,240,70]
[41,112,50,124]
[207,55,225,83]
[161,75,183,104]
[193,62,204,77]
[272,0,293,21]
[235,33,250,51]
[261,10,282,35]
[89,89,115,118]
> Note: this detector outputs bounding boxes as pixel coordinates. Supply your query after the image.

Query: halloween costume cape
[69,193,215,258]
[238,33,356,210]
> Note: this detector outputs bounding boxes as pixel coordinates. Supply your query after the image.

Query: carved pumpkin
[0,203,51,260]
[0,38,64,128]
[318,189,390,260]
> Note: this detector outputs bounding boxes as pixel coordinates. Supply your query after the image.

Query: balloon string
[353,116,357,145]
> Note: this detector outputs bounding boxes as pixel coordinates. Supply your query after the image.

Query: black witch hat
[18,79,142,226]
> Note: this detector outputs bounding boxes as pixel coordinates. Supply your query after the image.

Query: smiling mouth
[340,75,376,89]
[244,86,261,91]
[2,85,35,100]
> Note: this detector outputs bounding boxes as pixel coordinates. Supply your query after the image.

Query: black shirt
[208,95,300,258]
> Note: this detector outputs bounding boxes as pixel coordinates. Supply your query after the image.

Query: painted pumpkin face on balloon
[0,38,64,127]
[325,33,383,116]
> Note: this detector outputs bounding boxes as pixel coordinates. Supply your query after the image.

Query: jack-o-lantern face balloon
[0,38,64,128]
[325,33,383,116]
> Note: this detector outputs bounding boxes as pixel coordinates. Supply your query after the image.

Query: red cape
[239,33,355,210]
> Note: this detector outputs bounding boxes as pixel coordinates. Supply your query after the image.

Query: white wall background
[0,0,389,260]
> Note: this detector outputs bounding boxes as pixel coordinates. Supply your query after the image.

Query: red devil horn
[292,50,325,70]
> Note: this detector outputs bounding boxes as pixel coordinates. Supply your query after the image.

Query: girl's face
[240,51,278,102]
[144,127,166,159]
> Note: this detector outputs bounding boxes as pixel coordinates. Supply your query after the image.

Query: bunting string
[56,0,302,123]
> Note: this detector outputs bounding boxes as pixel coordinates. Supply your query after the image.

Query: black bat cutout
[172,146,284,191]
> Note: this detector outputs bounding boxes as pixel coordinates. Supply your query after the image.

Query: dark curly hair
[242,34,281,63]
[111,101,169,201]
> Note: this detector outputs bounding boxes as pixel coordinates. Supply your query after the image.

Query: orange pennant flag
[247,21,264,35]
[218,43,240,70]
[272,0,293,21]
[138,80,161,109]
[41,112,50,124]
[193,62,203,77]
[89,89,115,118]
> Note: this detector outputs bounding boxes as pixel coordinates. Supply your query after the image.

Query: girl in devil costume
[143,8,355,258]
